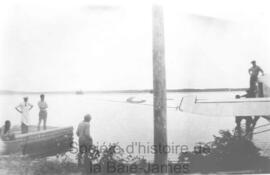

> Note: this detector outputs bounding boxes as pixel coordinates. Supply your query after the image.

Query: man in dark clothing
[76,114,92,167]
[249,60,264,92]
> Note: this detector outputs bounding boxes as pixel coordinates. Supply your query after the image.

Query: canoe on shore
[0,125,73,158]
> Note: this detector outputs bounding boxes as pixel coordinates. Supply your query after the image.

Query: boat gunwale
[2,126,73,143]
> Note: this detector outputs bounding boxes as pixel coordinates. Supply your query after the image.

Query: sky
[0,0,270,91]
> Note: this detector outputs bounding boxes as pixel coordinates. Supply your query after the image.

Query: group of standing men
[13,94,91,166]
[13,93,92,166]
[15,94,48,134]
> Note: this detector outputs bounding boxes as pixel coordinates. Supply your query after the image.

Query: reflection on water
[0,91,269,160]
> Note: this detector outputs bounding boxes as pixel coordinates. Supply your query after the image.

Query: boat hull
[1,126,73,158]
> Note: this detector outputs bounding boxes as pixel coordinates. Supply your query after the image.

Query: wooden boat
[0,126,73,158]
[178,75,270,117]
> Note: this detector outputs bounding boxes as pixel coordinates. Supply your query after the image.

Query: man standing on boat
[249,60,264,93]
[15,97,33,134]
[38,94,48,131]
[76,114,93,167]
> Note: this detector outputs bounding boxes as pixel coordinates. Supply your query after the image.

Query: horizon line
[0,88,247,94]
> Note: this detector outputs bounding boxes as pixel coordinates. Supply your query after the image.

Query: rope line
[254,123,270,129]
[253,128,270,135]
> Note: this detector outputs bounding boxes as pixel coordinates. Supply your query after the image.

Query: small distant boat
[126,97,146,104]
[75,90,84,95]
[1,126,73,158]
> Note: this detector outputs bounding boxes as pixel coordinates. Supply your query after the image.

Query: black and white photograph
[0,0,270,174]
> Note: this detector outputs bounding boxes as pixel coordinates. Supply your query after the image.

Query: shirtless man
[38,94,48,130]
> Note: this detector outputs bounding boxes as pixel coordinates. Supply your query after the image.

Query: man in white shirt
[38,94,48,131]
[15,97,33,134]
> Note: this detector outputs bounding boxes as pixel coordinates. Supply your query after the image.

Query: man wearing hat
[248,60,264,93]
[15,97,33,134]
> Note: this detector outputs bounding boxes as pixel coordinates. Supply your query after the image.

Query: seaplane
[178,75,270,133]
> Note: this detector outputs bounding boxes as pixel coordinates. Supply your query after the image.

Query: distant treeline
[0,88,247,95]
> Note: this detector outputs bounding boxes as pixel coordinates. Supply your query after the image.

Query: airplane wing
[178,96,270,117]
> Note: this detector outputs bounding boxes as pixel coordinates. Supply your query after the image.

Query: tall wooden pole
[152,5,168,167]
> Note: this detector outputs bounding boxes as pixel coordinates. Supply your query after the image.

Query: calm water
[0,91,269,161]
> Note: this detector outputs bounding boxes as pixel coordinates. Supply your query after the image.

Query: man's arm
[38,102,48,110]
[76,128,79,137]
[248,68,252,75]
[259,66,264,75]
[15,105,22,113]
[43,102,48,110]
[29,103,33,110]
[76,124,80,137]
